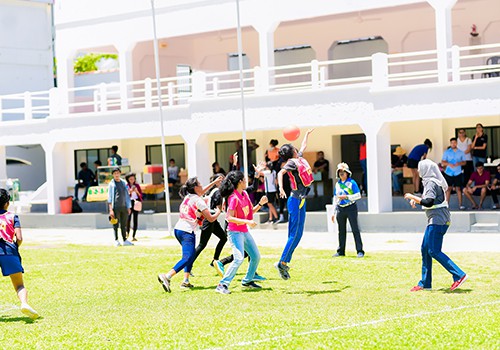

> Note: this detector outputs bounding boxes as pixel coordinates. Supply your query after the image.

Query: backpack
[288,158,314,190]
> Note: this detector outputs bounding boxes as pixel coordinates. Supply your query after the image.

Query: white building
[0,0,499,217]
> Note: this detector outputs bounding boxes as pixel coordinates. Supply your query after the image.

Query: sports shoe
[242,281,262,289]
[114,240,121,247]
[459,206,466,210]
[214,260,225,277]
[332,252,345,257]
[131,237,138,242]
[20,303,39,320]
[157,274,171,293]
[274,262,290,280]
[123,240,134,246]
[410,285,431,292]
[252,273,267,282]
[357,252,365,258]
[450,274,468,291]
[180,282,194,289]
[215,283,231,295]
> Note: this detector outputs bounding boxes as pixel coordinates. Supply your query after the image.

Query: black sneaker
[157,274,171,293]
[180,282,194,289]
[215,283,231,295]
[242,281,262,289]
[333,252,345,257]
[274,262,290,280]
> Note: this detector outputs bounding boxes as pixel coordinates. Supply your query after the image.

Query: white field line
[211,300,500,348]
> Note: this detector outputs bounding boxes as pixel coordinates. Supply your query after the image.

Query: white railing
[1,43,499,121]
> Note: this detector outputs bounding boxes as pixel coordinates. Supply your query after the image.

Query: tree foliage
[73,53,118,73]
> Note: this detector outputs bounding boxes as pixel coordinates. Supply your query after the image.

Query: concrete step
[473,212,500,224]
[471,223,500,233]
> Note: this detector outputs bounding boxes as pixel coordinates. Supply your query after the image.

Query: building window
[215,139,257,172]
[456,125,499,160]
[145,144,186,169]
[74,148,111,178]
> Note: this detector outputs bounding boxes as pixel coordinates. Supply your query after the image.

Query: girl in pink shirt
[0,189,39,319]
[215,171,268,294]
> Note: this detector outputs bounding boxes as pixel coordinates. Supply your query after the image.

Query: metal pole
[150,0,172,235]
[235,0,249,184]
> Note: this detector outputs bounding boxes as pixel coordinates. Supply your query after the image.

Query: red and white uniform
[0,212,16,243]
[174,194,208,232]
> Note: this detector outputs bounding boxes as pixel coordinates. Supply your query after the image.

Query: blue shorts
[0,240,24,276]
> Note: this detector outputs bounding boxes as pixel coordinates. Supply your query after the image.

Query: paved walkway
[23,227,500,252]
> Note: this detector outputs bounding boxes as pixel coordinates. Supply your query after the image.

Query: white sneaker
[21,303,39,320]
[123,240,134,246]
[114,240,121,247]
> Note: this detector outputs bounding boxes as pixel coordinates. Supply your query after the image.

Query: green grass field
[0,243,499,349]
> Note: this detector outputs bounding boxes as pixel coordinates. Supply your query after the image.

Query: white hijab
[418,159,448,193]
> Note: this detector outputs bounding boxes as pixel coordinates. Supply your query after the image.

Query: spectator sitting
[167,159,180,185]
[489,165,500,210]
[391,146,408,195]
[463,162,490,210]
[74,162,95,201]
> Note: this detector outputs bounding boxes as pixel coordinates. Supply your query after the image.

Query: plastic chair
[482,56,500,78]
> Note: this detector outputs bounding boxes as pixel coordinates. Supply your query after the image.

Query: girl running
[215,171,268,295]
[0,188,39,319]
[404,159,468,292]
[157,177,221,293]
[275,129,314,280]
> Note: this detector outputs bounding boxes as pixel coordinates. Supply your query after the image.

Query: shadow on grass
[0,315,40,324]
[321,281,339,284]
[286,285,350,296]
[439,288,473,294]
[241,287,273,293]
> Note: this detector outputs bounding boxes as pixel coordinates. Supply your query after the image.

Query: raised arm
[299,129,314,154]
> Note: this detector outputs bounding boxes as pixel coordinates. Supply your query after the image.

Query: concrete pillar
[185,133,211,186]
[55,49,76,115]
[117,42,136,110]
[428,0,458,84]
[0,146,7,180]
[254,21,280,89]
[361,122,392,213]
[42,142,67,214]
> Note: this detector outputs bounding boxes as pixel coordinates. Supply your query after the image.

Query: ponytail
[179,177,198,198]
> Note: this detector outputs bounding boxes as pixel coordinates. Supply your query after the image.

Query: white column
[42,142,68,214]
[185,133,211,186]
[55,49,76,115]
[0,146,7,180]
[428,0,458,84]
[254,21,280,90]
[117,42,136,110]
[361,122,392,213]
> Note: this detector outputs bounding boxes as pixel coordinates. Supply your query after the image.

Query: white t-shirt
[457,137,472,161]
[174,194,208,232]
[262,169,277,193]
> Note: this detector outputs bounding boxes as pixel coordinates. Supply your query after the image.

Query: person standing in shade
[312,151,330,197]
[408,139,433,194]
[456,128,473,183]
[404,159,468,292]
[158,177,221,293]
[126,172,143,241]
[0,189,39,319]
[471,123,487,169]
[108,168,133,247]
[441,138,466,210]
[74,162,95,201]
[109,145,122,166]
[359,140,367,195]
[332,162,364,258]
[167,159,179,185]
[275,129,314,280]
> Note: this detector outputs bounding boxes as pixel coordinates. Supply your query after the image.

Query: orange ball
[283,125,301,141]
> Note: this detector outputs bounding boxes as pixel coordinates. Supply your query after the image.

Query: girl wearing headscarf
[404,159,468,292]
[331,162,364,258]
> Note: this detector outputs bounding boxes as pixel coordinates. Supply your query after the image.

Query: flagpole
[150,0,173,235]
